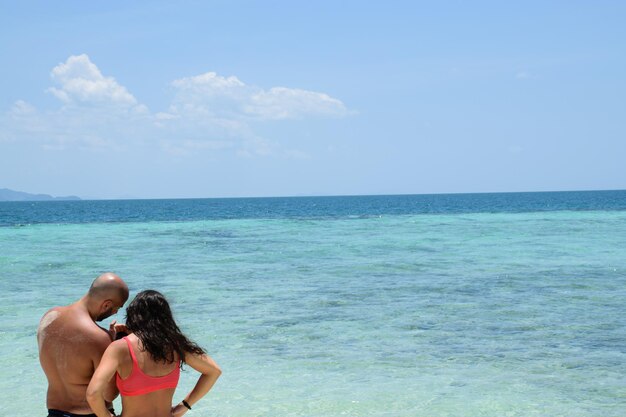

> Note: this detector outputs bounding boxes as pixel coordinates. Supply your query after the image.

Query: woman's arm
[171,352,222,417]
[86,343,121,417]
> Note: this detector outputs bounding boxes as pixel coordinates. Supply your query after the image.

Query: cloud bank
[2,54,350,155]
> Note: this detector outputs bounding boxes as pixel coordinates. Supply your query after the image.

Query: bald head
[88,272,129,301]
[86,273,129,321]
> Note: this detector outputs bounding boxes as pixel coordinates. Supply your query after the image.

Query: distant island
[0,188,81,201]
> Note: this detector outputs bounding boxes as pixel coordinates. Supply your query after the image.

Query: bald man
[38,273,129,417]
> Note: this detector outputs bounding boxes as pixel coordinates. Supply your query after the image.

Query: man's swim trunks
[47,408,115,417]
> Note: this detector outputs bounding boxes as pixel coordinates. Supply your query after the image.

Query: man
[38,272,129,417]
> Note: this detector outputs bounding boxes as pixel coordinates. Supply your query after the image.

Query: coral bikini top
[116,337,180,396]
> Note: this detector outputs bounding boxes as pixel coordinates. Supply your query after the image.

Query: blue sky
[1,1,625,199]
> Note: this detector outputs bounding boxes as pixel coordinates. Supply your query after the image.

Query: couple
[37,273,221,417]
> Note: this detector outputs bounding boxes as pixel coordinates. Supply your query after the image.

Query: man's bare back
[37,273,129,416]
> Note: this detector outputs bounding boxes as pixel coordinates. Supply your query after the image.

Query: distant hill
[0,188,81,201]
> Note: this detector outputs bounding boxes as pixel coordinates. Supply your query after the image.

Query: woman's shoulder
[107,337,132,355]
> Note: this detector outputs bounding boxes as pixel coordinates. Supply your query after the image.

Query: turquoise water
[1,193,625,416]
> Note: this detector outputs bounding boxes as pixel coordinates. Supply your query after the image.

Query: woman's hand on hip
[171,403,188,417]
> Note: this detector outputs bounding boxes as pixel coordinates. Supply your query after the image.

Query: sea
[1,191,625,417]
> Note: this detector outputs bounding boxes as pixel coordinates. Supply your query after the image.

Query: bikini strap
[123,336,138,364]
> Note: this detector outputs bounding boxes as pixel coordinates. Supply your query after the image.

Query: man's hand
[108,320,129,341]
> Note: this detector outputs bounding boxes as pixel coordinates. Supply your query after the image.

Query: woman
[87,290,221,417]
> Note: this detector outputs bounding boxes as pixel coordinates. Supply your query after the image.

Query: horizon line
[48,187,626,202]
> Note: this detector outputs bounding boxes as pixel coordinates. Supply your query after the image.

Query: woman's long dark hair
[125,290,205,367]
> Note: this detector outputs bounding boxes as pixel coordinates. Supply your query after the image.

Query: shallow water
[1,193,625,416]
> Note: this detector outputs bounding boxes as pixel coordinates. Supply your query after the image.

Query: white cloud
[245,87,347,120]
[172,71,245,92]
[2,55,351,156]
[47,54,138,107]
[9,100,37,116]
[170,71,349,120]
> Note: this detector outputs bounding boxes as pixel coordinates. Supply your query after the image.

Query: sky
[1,1,625,199]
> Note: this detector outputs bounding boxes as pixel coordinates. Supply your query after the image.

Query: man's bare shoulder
[39,305,110,349]
[38,306,66,328]
[72,314,112,350]
[37,307,68,348]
